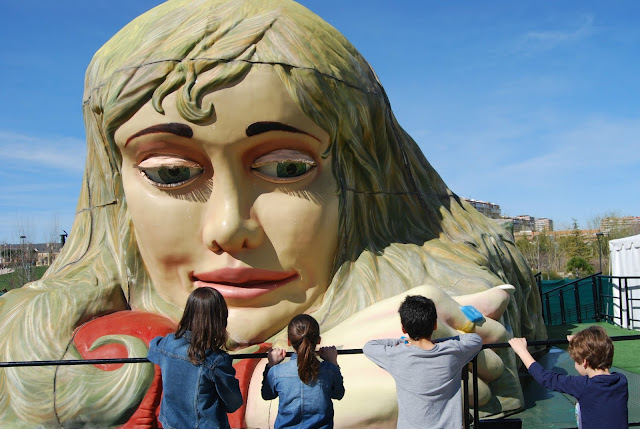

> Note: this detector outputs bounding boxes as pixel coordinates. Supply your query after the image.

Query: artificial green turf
[546,322,640,375]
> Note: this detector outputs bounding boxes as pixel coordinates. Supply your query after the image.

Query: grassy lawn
[546,322,640,375]
[0,266,49,291]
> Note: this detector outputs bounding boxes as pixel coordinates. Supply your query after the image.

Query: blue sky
[1,1,639,243]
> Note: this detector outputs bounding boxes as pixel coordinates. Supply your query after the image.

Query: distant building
[517,229,600,241]
[33,242,63,266]
[535,218,554,232]
[501,215,536,233]
[600,216,640,234]
[510,215,536,233]
[462,198,554,233]
[463,198,501,219]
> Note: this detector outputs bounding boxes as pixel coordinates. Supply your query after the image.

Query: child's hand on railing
[508,337,536,369]
[318,346,339,366]
[266,348,286,367]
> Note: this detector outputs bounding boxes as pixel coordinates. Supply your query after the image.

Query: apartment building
[463,198,501,219]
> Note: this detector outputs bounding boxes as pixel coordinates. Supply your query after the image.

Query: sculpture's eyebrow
[125,123,194,146]
[246,121,319,141]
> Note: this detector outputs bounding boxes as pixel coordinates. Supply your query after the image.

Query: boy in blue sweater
[509,326,628,429]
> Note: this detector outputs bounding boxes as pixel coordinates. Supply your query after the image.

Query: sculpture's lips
[193,267,299,300]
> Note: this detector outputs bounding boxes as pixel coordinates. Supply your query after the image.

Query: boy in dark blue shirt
[509,326,628,429]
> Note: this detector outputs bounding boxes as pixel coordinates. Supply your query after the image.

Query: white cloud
[0,131,86,172]
[516,14,595,53]
[411,112,640,229]
[498,117,640,177]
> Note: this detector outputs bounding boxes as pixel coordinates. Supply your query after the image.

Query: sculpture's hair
[0,0,545,425]
[288,314,321,384]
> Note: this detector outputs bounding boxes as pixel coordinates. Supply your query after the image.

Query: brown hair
[175,287,229,365]
[288,314,321,384]
[568,326,614,370]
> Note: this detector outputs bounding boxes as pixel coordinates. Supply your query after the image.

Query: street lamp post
[595,232,604,273]
[19,235,29,283]
[19,236,26,266]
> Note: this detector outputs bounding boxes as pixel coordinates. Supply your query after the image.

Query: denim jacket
[261,353,345,429]
[148,333,242,429]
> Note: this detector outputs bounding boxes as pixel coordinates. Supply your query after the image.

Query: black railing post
[462,365,470,429]
[619,279,625,327]
[535,272,543,303]
[559,291,566,324]
[593,276,600,322]
[472,355,479,428]
[625,278,631,328]
[545,295,551,325]
[574,283,582,323]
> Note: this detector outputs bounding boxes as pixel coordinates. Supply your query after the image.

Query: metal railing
[2,335,639,428]
[540,274,640,330]
[540,273,602,325]
[598,275,640,329]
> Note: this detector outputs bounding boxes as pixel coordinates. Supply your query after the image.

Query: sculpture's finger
[474,317,509,345]
[475,349,504,383]
[464,374,491,407]
[410,285,478,332]
[452,284,514,320]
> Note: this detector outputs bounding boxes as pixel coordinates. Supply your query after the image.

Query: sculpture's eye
[251,149,316,182]
[137,156,204,188]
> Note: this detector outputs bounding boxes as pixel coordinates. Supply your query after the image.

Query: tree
[570,219,592,259]
[587,212,640,274]
[559,219,592,262]
[514,231,563,279]
[566,256,594,278]
[515,235,535,270]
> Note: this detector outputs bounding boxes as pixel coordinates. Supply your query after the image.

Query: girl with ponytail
[262,314,344,428]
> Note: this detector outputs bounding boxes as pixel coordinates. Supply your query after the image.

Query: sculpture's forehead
[114,66,329,147]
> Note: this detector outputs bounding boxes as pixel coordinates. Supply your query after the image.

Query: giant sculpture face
[0,0,547,427]
[115,67,339,345]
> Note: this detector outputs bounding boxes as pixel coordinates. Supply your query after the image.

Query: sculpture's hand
[246,284,515,428]
[317,284,513,427]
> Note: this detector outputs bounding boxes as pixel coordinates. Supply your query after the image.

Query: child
[148,288,243,429]
[261,314,345,429]
[509,326,628,429]
[363,295,482,429]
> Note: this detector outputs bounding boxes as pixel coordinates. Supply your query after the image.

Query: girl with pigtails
[262,314,344,429]
[0,0,546,427]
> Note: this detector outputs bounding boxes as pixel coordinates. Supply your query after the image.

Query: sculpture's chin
[226,330,272,351]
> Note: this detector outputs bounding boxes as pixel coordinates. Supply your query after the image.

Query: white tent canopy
[609,233,640,329]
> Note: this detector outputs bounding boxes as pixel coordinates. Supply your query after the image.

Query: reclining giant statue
[0,0,546,427]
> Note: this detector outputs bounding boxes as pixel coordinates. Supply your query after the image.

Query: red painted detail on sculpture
[74,311,176,428]
[74,311,176,370]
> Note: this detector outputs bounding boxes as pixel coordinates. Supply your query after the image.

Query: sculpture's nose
[201,168,264,254]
